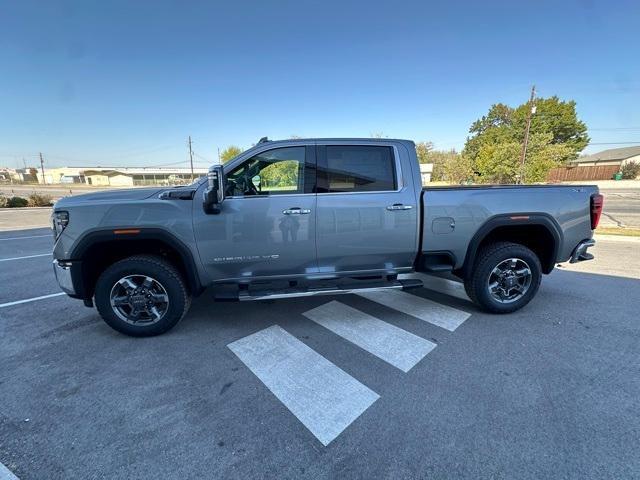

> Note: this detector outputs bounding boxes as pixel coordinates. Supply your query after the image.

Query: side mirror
[203,165,225,214]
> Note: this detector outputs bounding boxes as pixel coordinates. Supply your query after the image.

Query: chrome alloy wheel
[487,258,532,304]
[109,275,170,325]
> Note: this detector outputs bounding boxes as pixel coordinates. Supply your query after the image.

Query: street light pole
[518,85,536,184]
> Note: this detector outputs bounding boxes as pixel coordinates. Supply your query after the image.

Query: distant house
[419,163,433,185]
[572,146,640,168]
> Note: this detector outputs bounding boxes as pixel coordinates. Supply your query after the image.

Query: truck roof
[256,137,415,146]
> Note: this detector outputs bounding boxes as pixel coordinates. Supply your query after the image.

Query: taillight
[590,193,603,230]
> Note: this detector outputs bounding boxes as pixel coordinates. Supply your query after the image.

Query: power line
[193,152,211,162]
[588,127,640,131]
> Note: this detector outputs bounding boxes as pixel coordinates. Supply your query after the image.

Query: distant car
[51,138,602,336]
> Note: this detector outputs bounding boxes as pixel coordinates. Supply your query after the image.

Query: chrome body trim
[53,259,75,295]
[569,239,596,263]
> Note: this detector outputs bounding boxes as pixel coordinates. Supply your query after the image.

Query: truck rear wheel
[94,255,191,337]
[465,242,541,314]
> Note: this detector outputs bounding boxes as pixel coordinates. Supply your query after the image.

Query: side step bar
[236,278,423,301]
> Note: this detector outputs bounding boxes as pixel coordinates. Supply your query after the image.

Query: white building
[419,163,433,185]
[35,166,209,186]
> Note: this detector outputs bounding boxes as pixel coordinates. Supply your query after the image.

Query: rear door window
[318,145,397,193]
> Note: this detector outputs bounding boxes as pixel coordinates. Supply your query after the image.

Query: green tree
[512,96,589,156]
[474,133,571,184]
[415,142,434,164]
[427,149,462,181]
[621,161,640,179]
[220,146,242,163]
[442,154,475,184]
[464,96,589,183]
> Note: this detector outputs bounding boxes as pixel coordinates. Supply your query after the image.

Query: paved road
[0,229,638,479]
[0,209,52,231]
[599,188,640,228]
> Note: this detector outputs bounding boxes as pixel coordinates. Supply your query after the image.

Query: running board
[236,278,423,301]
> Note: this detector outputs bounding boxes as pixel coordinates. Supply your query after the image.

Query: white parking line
[0,461,19,479]
[303,300,436,372]
[0,292,65,308]
[228,325,379,446]
[356,289,470,331]
[0,253,51,262]
[0,234,51,241]
[411,274,470,301]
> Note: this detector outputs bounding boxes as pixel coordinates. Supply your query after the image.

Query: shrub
[621,161,640,180]
[27,193,53,207]
[0,194,7,208]
[6,196,29,207]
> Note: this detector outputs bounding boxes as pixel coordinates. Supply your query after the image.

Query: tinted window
[321,146,396,192]
[225,147,305,196]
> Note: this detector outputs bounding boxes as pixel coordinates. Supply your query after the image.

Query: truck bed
[419,184,599,271]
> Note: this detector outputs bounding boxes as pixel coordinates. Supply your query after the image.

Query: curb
[594,234,640,242]
[0,207,53,211]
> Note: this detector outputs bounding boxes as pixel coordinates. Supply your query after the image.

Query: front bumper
[569,239,596,263]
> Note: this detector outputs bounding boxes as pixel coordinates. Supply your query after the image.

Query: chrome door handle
[386,204,413,211]
[283,208,311,215]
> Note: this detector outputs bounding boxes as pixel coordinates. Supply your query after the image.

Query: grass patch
[596,226,640,237]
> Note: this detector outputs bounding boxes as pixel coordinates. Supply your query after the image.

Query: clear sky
[1,0,639,168]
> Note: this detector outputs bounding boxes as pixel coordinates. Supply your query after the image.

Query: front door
[193,145,318,281]
[315,143,418,274]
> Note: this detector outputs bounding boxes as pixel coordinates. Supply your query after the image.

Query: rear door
[315,142,418,275]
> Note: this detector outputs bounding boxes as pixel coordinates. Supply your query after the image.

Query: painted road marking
[0,292,65,309]
[412,274,469,301]
[0,253,51,262]
[0,234,51,242]
[0,461,19,479]
[356,289,470,332]
[303,300,436,372]
[228,324,379,446]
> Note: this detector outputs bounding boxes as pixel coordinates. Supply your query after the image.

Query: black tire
[94,255,191,337]
[464,241,542,314]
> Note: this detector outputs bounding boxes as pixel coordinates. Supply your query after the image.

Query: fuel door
[432,217,455,234]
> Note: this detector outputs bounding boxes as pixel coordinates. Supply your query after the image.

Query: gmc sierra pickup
[51,138,602,337]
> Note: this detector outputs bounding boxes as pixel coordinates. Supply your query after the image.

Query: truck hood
[54,187,165,208]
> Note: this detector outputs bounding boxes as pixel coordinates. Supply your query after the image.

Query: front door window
[226,147,305,197]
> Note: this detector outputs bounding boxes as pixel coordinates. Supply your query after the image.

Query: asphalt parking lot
[1,227,639,479]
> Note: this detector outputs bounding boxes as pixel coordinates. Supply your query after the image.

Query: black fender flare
[71,227,203,297]
[461,213,563,278]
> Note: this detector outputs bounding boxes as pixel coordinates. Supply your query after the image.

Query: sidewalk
[0,207,52,231]
[560,179,640,189]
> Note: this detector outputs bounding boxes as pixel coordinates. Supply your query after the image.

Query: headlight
[52,210,69,238]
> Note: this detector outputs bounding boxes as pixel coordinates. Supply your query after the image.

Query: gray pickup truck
[51,138,603,336]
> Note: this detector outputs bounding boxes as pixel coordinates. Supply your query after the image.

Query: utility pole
[39,152,46,185]
[188,136,195,181]
[518,85,536,184]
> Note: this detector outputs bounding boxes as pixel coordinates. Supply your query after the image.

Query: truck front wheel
[94,255,191,337]
[465,242,542,314]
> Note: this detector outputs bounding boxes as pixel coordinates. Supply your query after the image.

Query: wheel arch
[71,228,203,301]
[460,213,562,278]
